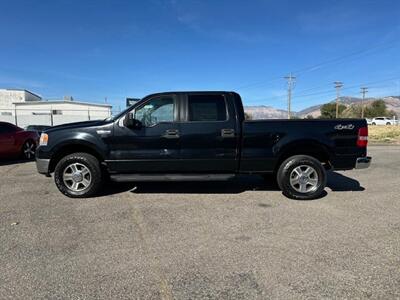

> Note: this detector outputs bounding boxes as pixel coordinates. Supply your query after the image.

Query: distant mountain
[244,105,288,119]
[244,96,400,119]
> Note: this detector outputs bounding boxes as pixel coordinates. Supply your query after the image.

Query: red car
[0,122,39,159]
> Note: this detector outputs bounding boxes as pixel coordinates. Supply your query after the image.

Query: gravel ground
[0,145,399,299]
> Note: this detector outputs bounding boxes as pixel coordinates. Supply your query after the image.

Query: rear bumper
[355,156,371,169]
[36,158,50,174]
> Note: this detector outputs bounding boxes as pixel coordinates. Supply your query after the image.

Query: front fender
[37,131,107,160]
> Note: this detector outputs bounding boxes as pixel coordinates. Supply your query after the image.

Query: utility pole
[284,73,296,119]
[360,87,368,119]
[334,82,343,118]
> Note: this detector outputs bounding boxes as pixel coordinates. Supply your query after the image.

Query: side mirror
[123,112,142,129]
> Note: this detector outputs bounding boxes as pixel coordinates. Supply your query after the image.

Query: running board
[110,173,236,182]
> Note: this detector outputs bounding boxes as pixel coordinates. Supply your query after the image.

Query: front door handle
[162,129,180,139]
[221,128,235,137]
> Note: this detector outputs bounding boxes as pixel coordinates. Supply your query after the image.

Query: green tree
[363,100,397,118]
[320,103,347,119]
[364,100,387,118]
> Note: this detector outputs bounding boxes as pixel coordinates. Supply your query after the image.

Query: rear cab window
[187,94,228,122]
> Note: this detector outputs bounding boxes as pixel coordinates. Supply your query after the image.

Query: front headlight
[39,133,48,146]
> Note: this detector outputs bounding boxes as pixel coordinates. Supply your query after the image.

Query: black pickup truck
[36,91,371,199]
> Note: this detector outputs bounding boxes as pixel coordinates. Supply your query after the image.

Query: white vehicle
[371,117,397,125]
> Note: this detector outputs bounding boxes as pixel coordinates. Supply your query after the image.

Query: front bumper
[355,156,371,169]
[36,158,50,175]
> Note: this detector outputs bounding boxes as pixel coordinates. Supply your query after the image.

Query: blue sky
[0,0,399,112]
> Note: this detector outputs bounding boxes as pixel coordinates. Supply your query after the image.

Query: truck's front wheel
[277,155,326,200]
[54,152,103,198]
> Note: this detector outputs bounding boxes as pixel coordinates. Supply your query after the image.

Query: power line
[292,40,400,76]
[236,77,282,90]
[284,73,296,119]
[276,76,400,102]
[243,76,400,107]
[236,39,400,91]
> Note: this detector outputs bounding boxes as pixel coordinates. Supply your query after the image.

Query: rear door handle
[221,128,235,137]
[162,129,180,139]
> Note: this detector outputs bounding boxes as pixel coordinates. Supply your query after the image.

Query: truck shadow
[101,171,364,197]
[326,171,365,192]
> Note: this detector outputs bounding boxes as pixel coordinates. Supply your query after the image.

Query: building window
[52,110,63,115]
[32,112,51,115]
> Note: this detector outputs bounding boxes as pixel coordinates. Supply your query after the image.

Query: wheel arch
[49,142,105,173]
[274,140,331,172]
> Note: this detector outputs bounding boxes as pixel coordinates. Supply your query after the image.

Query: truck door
[108,94,181,173]
[178,93,240,172]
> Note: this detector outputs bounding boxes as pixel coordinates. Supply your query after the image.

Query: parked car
[366,118,372,125]
[0,122,39,159]
[25,125,51,134]
[36,91,371,200]
[371,117,397,125]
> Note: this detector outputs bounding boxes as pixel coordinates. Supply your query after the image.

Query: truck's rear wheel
[54,152,103,198]
[277,155,326,200]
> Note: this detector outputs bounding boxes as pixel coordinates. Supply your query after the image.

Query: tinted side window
[134,96,174,127]
[188,95,227,122]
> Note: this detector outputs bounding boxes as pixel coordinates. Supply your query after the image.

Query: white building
[0,89,112,127]
[0,89,42,110]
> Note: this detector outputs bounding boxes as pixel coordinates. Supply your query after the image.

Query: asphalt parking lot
[1,145,399,299]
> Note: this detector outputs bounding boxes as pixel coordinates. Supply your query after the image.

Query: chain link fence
[0,108,120,128]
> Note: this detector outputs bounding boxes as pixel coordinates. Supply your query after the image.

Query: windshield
[105,101,141,121]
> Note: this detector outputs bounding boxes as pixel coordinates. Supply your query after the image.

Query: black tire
[372,122,376,125]
[21,139,36,160]
[54,152,103,198]
[277,155,326,200]
[386,122,391,125]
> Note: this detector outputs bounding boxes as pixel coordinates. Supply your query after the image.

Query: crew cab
[35,92,371,200]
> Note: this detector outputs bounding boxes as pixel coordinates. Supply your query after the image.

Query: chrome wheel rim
[63,163,92,192]
[23,141,35,159]
[289,165,319,193]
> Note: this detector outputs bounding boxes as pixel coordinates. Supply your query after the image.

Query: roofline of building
[13,100,112,108]
[1,88,42,99]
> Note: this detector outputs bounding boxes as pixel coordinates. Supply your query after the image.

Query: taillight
[357,127,368,147]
